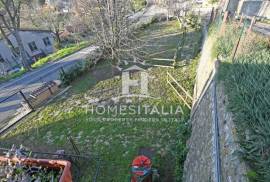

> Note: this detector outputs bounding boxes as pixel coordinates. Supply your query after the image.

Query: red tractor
[130,155,160,182]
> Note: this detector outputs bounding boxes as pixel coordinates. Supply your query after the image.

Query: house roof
[123,65,146,72]
[0,29,53,43]
[18,28,52,33]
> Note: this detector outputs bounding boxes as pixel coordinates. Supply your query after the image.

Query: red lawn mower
[130,155,160,182]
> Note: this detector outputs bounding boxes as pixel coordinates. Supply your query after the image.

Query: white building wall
[8,31,54,59]
[0,30,55,75]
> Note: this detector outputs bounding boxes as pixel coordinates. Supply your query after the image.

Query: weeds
[216,22,270,181]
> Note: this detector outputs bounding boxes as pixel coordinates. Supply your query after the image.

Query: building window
[28,41,38,52]
[43,37,51,46]
[0,55,5,63]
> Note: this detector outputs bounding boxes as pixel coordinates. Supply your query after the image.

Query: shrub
[132,0,147,12]
[60,59,94,86]
[186,13,201,30]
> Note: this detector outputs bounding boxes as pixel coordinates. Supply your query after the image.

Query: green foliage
[31,42,90,69]
[132,0,147,12]
[60,58,94,86]
[212,23,241,59]
[218,44,270,181]
[186,14,201,30]
[0,68,26,84]
[246,170,258,181]
[209,0,219,4]
[174,122,191,182]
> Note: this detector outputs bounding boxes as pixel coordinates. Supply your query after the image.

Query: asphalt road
[0,46,99,126]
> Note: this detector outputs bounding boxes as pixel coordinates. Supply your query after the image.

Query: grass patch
[0,59,198,181]
[138,20,202,66]
[0,68,26,84]
[0,21,201,181]
[69,60,113,94]
[132,0,147,12]
[32,41,90,69]
[215,21,270,181]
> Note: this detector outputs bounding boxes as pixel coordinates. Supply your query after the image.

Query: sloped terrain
[0,20,202,181]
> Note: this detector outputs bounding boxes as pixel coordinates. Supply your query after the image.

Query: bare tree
[0,0,31,70]
[78,0,144,65]
[27,4,69,49]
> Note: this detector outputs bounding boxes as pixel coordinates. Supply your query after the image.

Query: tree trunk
[13,30,31,71]
[55,31,62,50]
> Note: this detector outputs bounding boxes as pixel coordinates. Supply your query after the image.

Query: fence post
[239,14,244,25]
[248,16,256,33]
[220,11,229,35]
[214,8,218,21]
[210,7,215,24]
[19,90,34,111]
[231,20,247,62]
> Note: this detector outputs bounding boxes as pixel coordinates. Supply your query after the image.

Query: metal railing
[0,89,34,135]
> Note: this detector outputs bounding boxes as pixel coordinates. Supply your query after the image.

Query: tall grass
[212,22,241,59]
[217,22,270,181]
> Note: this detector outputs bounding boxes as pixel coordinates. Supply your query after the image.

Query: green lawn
[0,20,201,181]
[138,20,202,66]
[1,60,197,181]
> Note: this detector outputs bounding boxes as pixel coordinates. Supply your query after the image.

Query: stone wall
[183,82,214,181]
[216,84,248,182]
[183,30,249,181]
[184,80,249,181]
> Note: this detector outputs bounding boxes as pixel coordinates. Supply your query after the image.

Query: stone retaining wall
[183,82,214,181]
[183,32,249,181]
[216,84,248,182]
